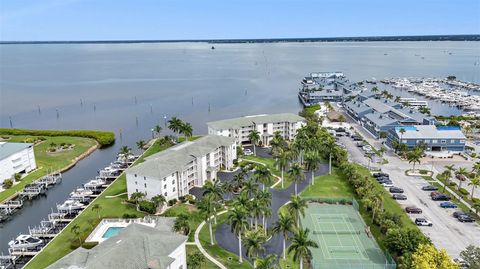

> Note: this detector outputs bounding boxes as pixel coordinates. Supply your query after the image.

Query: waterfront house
[386,125,466,152]
[47,217,187,269]
[207,113,305,146]
[0,142,36,184]
[126,135,236,201]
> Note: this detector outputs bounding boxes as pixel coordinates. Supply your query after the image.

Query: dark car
[389,187,404,193]
[393,194,407,200]
[422,185,438,191]
[378,179,393,184]
[432,194,451,201]
[376,176,390,182]
[453,211,468,219]
[405,206,422,214]
[458,215,475,223]
[352,136,363,141]
[373,172,389,178]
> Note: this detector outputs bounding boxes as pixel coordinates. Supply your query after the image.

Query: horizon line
[1,34,479,44]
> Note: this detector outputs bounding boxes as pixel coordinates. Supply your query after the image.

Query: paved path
[194,210,229,269]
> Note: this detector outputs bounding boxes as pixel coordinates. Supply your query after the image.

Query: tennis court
[301,203,396,269]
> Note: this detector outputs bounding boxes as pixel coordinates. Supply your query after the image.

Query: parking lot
[338,133,480,258]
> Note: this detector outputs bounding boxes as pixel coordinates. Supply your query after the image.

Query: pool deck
[85,218,156,243]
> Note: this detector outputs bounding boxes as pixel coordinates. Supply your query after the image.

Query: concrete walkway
[194,210,229,269]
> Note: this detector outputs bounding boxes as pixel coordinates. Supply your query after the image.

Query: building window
[172,180,175,185]
[173,187,176,192]
[135,181,137,185]
[163,178,166,181]
[134,174,137,177]
[144,183,147,188]
[460,140,465,143]
[424,140,430,143]
[164,192,167,196]
[417,140,422,144]
[432,140,438,143]
[144,176,146,180]
[136,189,138,192]
[164,184,167,189]
[450,140,455,143]
[441,140,446,144]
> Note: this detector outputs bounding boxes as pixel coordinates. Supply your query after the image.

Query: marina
[0,154,139,269]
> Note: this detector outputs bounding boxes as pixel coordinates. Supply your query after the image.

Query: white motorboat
[99,167,121,178]
[84,178,106,189]
[70,188,93,199]
[57,199,84,212]
[8,234,43,250]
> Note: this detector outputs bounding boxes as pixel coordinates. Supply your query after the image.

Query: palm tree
[371,86,379,93]
[243,178,258,198]
[287,195,307,227]
[136,140,146,152]
[248,130,261,156]
[226,206,249,263]
[130,191,145,205]
[394,96,401,102]
[91,204,102,219]
[168,117,183,135]
[272,213,295,260]
[198,193,216,245]
[245,230,266,268]
[233,171,246,192]
[250,199,262,228]
[71,224,82,244]
[304,151,321,185]
[253,165,272,190]
[442,164,455,192]
[181,122,193,141]
[173,213,190,235]
[118,146,132,160]
[270,131,285,156]
[257,189,272,231]
[255,254,279,269]
[152,194,166,212]
[407,149,422,172]
[399,128,406,143]
[456,167,469,190]
[203,180,224,224]
[288,228,318,269]
[468,177,480,200]
[153,124,162,138]
[275,151,289,188]
[288,163,305,195]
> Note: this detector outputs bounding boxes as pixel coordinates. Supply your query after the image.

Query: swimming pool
[102,226,123,239]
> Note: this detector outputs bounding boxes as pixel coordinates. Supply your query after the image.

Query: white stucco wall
[0,146,36,184]
[167,242,187,269]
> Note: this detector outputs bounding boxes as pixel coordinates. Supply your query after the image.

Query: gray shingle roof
[0,142,33,160]
[344,100,373,114]
[47,217,187,269]
[363,98,395,113]
[363,113,399,127]
[394,126,466,139]
[207,113,304,130]
[127,135,235,179]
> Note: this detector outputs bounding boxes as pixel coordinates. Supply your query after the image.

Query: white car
[362,145,373,151]
[415,218,433,227]
[243,149,253,156]
[382,182,394,187]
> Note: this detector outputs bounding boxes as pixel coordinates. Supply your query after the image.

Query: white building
[126,135,236,201]
[48,217,187,269]
[0,142,37,184]
[207,113,305,146]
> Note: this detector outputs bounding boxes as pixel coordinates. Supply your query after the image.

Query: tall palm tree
[272,213,296,260]
[227,206,249,263]
[91,203,102,219]
[443,164,455,188]
[275,151,289,188]
[203,180,225,224]
[168,117,183,135]
[153,124,162,138]
[287,195,307,227]
[395,96,401,102]
[407,149,422,172]
[253,165,272,190]
[173,213,190,235]
[257,189,272,231]
[245,230,266,268]
[118,145,132,158]
[130,191,145,205]
[399,128,406,143]
[469,177,480,200]
[181,122,193,141]
[136,140,146,152]
[270,131,285,157]
[250,199,262,228]
[288,163,305,195]
[198,193,216,245]
[152,194,166,212]
[288,228,318,269]
[255,254,279,269]
[248,130,261,156]
[304,151,321,185]
[243,178,258,199]
[71,224,82,244]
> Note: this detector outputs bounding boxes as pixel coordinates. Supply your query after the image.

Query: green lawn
[186,245,220,269]
[0,135,98,203]
[300,168,354,198]
[241,155,294,188]
[25,139,173,269]
[162,203,204,241]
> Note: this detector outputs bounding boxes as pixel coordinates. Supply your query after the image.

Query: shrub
[168,199,178,206]
[0,128,115,148]
[2,179,13,189]
[122,213,138,218]
[419,170,429,175]
[1,135,10,139]
[138,200,156,214]
[14,173,22,181]
[81,241,98,249]
[178,196,187,203]
[472,197,480,204]
[459,188,469,196]
[449,182,457,187]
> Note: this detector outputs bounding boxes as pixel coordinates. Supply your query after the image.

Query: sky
[0,0,479,41]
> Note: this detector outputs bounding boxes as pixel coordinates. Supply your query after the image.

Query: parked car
[430,191,441,197]
[415,218,433,226]
[421,185,438,191]
[376,176,390,182]
[393,194,407,200]
[405,206,422,214]
[389,187,404,193]
[458,214,475,223]
[356,142,365,147]
[352,136,363,141]
[453,211,469,219]
[432,194,451,201]
[372,172,389,178]
[362,145,372,151]
[243,149,254,156]
[440,201,457,208]
[382,182,394,187]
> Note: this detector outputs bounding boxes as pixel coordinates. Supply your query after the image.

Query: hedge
[459,188,470,196]
[0,128,115,147]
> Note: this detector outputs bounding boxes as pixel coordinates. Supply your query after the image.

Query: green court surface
[301,203,396,269]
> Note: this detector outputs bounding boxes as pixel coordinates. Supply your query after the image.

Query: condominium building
[207,113,305,146]
[126,135,236,201]
[0,142,37,184]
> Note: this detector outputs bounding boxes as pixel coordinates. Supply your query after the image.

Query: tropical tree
[407,148,422,172]
[245,230,266,268]
[187,251,206,269]
[288,163,305,195]
[198,193,216,245]
[151,194,166,212]
[130,191,145,205]
[399,128,406,143]
[233,170,246,192]
[91,203,102,219]
[253,165,272,190]
[227,206,249,263]
[180,122,193,141]
[118,145,132,158]
[203,180,224,224]
[255,254,280,269]
[153,124,162,138]
[395,96,401,102]
[460,245,480,269]
[468,177,480,200]
[273,213,296,260]
[371,86,379,93]
[136,140,146,152]
[270,131,285,156]
[173,213,190,235]
[243,178,258,199]
[257,189,272,231]
[168,117,183,135]
[411,243,458,269]
[442,165,455,192]
[275,151,289,188]
[71,224,82,244]
[248,130,261,156]
[288,228,319,269]
[287,195,307,227]
[456,167,469,190]
[304,151,321,185]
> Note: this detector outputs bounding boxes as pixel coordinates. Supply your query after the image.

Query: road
[338,129,480,258]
